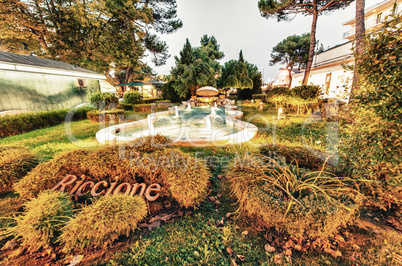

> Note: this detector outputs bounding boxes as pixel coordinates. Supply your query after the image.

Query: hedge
[0,107,93,139]
[87,109,125,123]
[143,97,164,104]
[133,104,170,113]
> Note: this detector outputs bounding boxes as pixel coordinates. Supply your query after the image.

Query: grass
[0,105,401,265]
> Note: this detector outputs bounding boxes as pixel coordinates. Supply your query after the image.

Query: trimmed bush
[124,91,143,105]
[127,135,172,153]
[0,146,39,193]
[227,154,359,240]
[59,194,147,251]
[252,94,268,102]
[120,103,133,111]
[133,104,169,113]
[6,191,73,251]
[14,146,210,209]
[14,149,91,199]
[290,85,321,100]
[143,97,163,104]
[0,107,92,139]
[90,92,119,110]
[141,148,210,208]
[86,109,125,123]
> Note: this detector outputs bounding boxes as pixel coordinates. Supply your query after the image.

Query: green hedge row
[120,100,171,112]
[0,107,93,139]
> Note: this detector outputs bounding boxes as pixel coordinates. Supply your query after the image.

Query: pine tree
[258,0,354,85]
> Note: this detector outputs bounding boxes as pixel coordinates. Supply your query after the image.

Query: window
[376,13,382,24]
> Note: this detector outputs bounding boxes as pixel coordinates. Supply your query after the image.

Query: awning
[115,81,150,87]
[196,86,219,96]
[100,80,117,93]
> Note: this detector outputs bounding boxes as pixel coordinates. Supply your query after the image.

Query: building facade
[291,0,401,101]
[0,51,106,112]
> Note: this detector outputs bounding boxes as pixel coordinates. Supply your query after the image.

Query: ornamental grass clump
[3,191,73,251]
[0,146,38,193]
[59,194,147,251]
[227,154,360,240]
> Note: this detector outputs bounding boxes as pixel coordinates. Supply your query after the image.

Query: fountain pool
[96,105,258,147]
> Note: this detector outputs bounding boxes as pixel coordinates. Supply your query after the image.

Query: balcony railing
[343,18,382,38]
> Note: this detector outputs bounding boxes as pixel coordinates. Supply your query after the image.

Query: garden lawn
[0,106,401,265]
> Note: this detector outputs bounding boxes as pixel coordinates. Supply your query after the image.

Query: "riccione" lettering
[51,175,161,201]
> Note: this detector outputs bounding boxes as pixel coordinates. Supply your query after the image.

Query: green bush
[5,191,73,251]
[339,13,402,215]
[90,92,119,110]
[252,94,268,102]
[227,155,359,240]
[59,194,147,251]
[124,91,143,105]
[120,103,133,111]
[0,146,39,193]
[143,97,163,104]
[86,109,125,123]
[133,104,169,113]
[0,107,92,139]
[266,86,289,97]
[290,85,321,100]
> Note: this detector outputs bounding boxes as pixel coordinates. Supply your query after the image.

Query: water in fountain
[147,115,155,135]
[214,102,217,108]
[210,107,217,116]
[200,114,212,133]
[174,106,180,118]
[187,103,191,110]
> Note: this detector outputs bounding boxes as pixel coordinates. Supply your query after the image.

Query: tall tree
[171,36,223,97]
[218,51,254,98]
[258,0,353,85]
[0,0,182,72]
[270,33,310,88]
[349,0,365,103]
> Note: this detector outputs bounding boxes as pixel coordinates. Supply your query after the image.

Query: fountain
[147,115,155,135]
[210,107,217,116]
[187,103,191,110]
[96,104,258,147]
[174,106,180,118]
[214,102,217,108]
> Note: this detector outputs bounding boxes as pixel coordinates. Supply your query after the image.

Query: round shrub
[14,149,91,199]
[59,194,147,251]
[0,146,39,193]
[227,155,359,240]
[155,149,210,208]
[6,191,73,251]
[124,91,143,105]
[89,92,119,110]
[128,135,172,153]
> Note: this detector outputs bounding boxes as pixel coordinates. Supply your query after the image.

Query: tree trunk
[287,66,293,88]
[124,66,132,93]
[302,5,318,85]
[349,0,365,103]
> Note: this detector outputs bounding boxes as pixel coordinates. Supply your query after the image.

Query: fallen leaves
[264,244,276,252]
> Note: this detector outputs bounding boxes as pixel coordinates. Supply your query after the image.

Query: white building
[291,0,401,101]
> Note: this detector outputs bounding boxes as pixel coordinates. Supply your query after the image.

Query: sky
[145,0,379,83]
